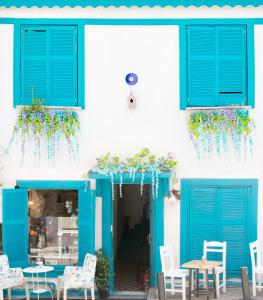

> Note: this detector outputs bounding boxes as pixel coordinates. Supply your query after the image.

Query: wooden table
[181,260,223,300]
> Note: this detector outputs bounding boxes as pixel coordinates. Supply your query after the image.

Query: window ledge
[15,105,83,110]
[186,105,252,110]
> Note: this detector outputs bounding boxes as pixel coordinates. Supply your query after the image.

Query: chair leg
[259,274,262,292]
[223,271,226,293]
[8,288,11,300]
[84,289,88,300]
[63,287,67,300]
[252,273,256,297]
[0,289,3,300]
[171,277,175,295]
[182,277,186,300]
[216,273,220,298]
[25,282,30,300]
[91,288,95,300]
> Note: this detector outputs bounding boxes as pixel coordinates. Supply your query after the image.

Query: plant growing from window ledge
[188,110,255,159]
[91,148,178,200]
[6,99,80,165]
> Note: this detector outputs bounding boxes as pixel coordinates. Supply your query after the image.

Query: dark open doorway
[113,184,150,291]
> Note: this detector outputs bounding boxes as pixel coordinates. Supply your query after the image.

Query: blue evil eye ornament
[125,73,138,86]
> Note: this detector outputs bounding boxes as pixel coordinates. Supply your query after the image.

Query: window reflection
[28,189,78,265]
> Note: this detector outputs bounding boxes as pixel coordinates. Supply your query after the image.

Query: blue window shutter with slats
[189,187,218,260]
[78,189,96,266]
[21,25,77,107]
[187,25,247,107]
[2,189,28,268]
[220,187,248,275]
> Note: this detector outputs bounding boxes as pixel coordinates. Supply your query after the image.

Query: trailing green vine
[188,110,255,159]
[6,99,80,164]
[92,148,178,199]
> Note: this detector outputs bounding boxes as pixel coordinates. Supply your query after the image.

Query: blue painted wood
[78,189,96,265]
[2,189,28,268]
[1,0,263,8]
[16,180,90,189]
[180,179,258,276]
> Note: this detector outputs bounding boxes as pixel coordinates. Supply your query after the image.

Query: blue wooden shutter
[21,26,48,105]
[2,189,28,267]
[217,26,247,106]
[220,187,248,275]
[78,189,96,266]
[21,25,77,106]
[189,187,218,260]
[187,26,216,107]
[49,26,77,106]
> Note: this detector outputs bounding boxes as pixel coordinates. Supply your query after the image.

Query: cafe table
[181,260,223,300]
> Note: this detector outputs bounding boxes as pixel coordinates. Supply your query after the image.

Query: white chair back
[160,245,174,272]
[83,253,97,277]
[250,241,261,270]
[203,241,227,268]
[0,254,10,275]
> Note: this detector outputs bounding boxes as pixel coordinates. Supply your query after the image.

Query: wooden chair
[250,241,263,296]
[202,241,227,298]
[160,245,190,300]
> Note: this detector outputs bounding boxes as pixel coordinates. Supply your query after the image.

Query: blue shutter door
[220,187,248,275]
[50,26,77,106]
[21,26,48,105]
[189,187,218,260]
[187,26,216,107]
[78,189,96,266]
[217,26,247,106]
[2,189,28,267]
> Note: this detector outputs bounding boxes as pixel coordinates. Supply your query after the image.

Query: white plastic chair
[0,254,29,300]
[250,240,263,296]
[202,241,227,298]
[160,245,191,300]
[57,253,97,300]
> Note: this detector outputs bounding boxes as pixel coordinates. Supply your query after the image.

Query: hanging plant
[188,110,255,159]
[6,99,80,165]
[91,148,178,199]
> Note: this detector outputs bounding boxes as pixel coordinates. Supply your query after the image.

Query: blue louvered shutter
[78,189,96,266]
[189,187,218,260]
[2,189,28,268]
[220,187,248,275]
[21,26,48,105]
[187,26,217,107]
[21,25,77,106]
[217,26,247,106]
[49,26,77,106]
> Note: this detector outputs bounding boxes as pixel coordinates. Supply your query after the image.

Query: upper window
[181,25,254,109]
[16,25,83,107]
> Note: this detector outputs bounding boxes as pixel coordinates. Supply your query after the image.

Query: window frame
[179,22,255,110]
[14,22,85,109]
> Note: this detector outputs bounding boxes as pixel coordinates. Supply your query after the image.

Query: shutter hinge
[187,97,190,104]
[111,225,113,233]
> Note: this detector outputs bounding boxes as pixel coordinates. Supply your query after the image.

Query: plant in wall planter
[188,109,255,159]
[95,250,110,299]
[6,99,80,165]
[91,148,178,200]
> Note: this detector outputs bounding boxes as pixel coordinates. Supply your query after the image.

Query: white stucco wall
[0,6,263,265]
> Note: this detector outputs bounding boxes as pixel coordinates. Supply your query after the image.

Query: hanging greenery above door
[91,148,178,199]
[6,99,80,165]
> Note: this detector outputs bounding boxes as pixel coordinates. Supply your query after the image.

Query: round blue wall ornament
[125,73,138,85]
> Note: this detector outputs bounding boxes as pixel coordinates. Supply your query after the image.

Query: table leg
[0,289,3,300]
[213,268,217,298]
[206,269,210,300]
[189,269,192,300]
[196,269,199,297]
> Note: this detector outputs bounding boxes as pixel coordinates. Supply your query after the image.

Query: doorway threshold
[109,290,148,299]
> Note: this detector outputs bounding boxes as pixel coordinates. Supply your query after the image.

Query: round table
[23,265,54,300]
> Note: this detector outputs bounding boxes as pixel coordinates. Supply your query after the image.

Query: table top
[23,265,54,274]
[181,260,223,270]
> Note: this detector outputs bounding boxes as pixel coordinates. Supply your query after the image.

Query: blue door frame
[89,172,170,288]
[180,178,258,276]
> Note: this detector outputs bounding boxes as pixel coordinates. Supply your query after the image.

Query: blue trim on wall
[16,180,89,189]
[1,0,263,8]
[180,178,258,269]
[13,22,85,109]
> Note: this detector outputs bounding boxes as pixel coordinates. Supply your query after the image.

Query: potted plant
[95,250,110,299]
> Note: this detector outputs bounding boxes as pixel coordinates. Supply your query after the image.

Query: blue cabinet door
[78,189,96,266]
[2,189,28,267]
